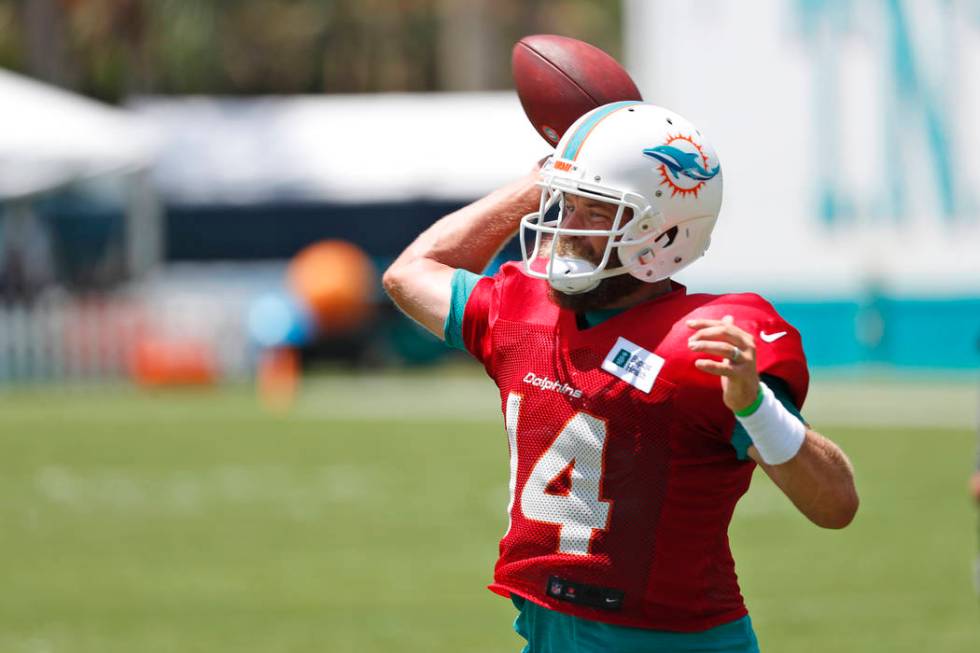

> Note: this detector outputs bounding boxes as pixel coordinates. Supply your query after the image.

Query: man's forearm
[383,170,542,337]
[392,172,541,274]
[754,430,859,529]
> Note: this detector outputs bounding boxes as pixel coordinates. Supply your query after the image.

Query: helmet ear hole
[654,226,679,248]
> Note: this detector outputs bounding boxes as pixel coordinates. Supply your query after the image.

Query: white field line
[296,372,978,430]
[29,464,379,520]
[802,378,978,429]
[297,373,501,422]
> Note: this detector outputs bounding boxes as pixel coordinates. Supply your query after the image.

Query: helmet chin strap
[546,256,602,295]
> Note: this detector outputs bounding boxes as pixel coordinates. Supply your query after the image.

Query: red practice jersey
[461,262,809,632]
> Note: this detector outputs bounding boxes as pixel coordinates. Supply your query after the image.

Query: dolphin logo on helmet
[642,145,720,182]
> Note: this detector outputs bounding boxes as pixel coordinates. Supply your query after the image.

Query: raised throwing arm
[382,170,541,337]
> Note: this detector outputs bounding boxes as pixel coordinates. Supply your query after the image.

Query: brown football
[512,34,643,146]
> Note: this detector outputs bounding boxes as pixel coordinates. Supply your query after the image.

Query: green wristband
[734,385,765,417]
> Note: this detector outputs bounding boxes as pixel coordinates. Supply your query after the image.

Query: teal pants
[512,596,760,653]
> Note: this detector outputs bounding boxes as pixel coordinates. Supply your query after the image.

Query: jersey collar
[574,282,688,331]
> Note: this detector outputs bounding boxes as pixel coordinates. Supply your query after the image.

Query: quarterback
[384,102,859,652]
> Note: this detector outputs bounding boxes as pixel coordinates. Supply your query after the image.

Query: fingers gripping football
[687,315,760,413]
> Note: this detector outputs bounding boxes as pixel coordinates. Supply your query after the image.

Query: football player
[384,102,859,652]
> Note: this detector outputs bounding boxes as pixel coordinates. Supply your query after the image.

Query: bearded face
[547,238,647,312]
[545,195,646,313]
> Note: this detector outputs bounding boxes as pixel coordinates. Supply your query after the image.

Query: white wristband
[735,382,806,465]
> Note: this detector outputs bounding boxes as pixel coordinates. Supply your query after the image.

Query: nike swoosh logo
[760,330,787,343]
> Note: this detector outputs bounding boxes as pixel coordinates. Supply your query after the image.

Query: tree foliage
[0,0,622,102]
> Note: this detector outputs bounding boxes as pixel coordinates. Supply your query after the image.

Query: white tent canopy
[131,92,551,205]
[0,68,156,199]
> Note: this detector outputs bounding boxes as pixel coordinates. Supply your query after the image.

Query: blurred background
[0,1,978,652]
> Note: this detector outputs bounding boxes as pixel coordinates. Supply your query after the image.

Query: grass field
[1,370,978,652]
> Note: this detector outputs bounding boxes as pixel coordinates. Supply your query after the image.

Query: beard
[545,237,647,313]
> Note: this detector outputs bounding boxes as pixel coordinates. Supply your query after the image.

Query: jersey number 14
[505,393,611,555]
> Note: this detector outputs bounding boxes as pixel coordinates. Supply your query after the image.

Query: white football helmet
[520,101,723,294]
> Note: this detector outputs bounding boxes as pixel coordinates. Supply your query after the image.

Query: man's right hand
[970,471,980,503]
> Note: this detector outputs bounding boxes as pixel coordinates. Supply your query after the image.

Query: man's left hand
[687,315,760,413]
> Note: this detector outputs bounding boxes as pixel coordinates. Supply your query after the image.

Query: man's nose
[562,208,586,230]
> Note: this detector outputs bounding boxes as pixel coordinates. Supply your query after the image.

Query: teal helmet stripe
[561,100,643,161]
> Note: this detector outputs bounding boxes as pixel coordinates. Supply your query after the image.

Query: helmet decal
[561,100,642,161]
[642,134,720,199]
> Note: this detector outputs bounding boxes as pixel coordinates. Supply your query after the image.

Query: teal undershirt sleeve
[444,268,486,351]
[442,271,805,459]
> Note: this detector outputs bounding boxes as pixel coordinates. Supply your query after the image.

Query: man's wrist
[735,382,806,465]
[733,385,764,417]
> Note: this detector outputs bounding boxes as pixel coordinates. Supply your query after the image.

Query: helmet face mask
[520,102,723,296]
[519,184,660,294]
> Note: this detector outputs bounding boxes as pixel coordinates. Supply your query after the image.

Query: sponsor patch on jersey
[601,336,664,393]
